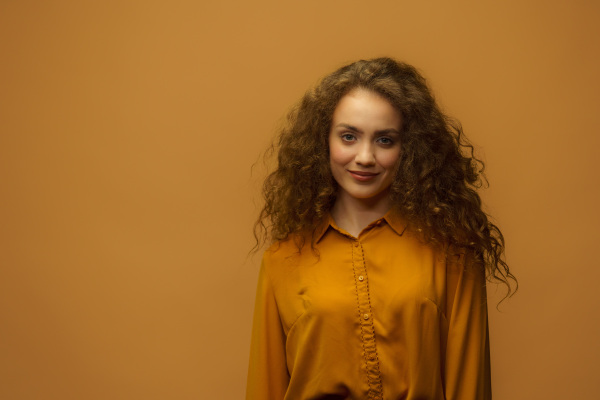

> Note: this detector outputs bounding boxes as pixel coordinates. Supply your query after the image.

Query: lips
[348,170,379,182]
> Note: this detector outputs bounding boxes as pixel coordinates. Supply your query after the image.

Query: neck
[331,190,392,237]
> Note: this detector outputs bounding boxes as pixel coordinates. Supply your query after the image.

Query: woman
[247,58,515,400]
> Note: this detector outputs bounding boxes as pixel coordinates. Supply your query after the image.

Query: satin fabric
[247,211,491,400]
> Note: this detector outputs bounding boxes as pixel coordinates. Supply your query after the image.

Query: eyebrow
[334,123,401,135]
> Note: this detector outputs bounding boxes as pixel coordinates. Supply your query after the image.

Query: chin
[348,189,387,200]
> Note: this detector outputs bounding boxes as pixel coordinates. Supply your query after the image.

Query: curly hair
[254,57,516,296]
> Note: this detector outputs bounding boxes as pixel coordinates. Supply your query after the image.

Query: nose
[355,142,376,166]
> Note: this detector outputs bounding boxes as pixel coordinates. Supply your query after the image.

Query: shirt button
[363,313,369,320]
[354,241,359,247]
[358,275,364,281]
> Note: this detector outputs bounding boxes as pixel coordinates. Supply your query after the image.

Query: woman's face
[328,88,402,203]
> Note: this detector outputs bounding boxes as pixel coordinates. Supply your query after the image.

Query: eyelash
[340,133,395,146]
[377,137,393,145]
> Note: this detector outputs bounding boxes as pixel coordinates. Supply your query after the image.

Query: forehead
[332,88,402,128]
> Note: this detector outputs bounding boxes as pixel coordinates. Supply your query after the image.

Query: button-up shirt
[247,211,491,399]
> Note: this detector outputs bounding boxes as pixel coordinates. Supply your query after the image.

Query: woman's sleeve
[246,256,289,400]
[444,251,492,400]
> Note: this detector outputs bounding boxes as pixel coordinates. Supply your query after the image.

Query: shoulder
[263,233,305,257]
[261,233,312,279]
[444,245,486,283]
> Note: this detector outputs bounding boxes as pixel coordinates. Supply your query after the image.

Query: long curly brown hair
[254,57,516,295]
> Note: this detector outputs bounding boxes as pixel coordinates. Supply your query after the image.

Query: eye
[376,137,394,146]
[341,133,356,142]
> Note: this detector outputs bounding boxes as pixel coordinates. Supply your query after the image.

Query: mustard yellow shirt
[247,212,491,400]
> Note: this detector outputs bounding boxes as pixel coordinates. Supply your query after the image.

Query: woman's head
[260,57,474,235]
[256,57,514,294]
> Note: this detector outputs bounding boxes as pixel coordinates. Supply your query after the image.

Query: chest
[271,237,448,335]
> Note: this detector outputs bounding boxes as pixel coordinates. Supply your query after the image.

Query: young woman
[247,58,515,400]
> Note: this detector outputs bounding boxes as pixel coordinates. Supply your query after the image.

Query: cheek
[378,150,401,170]
[329,144,352,166]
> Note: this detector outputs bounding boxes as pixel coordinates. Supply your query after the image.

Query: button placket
[351,239,383,398]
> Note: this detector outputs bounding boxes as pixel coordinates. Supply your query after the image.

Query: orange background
[1,1,599,399]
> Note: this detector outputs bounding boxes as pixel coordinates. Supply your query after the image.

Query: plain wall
[1,1,599,399]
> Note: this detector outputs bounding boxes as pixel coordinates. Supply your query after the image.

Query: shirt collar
[314,208,407,243]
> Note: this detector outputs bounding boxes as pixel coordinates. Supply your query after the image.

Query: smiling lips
[348,170,379,182]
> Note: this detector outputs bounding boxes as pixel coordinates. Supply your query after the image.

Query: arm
[246,257,289,400]
[444,251,492,400]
